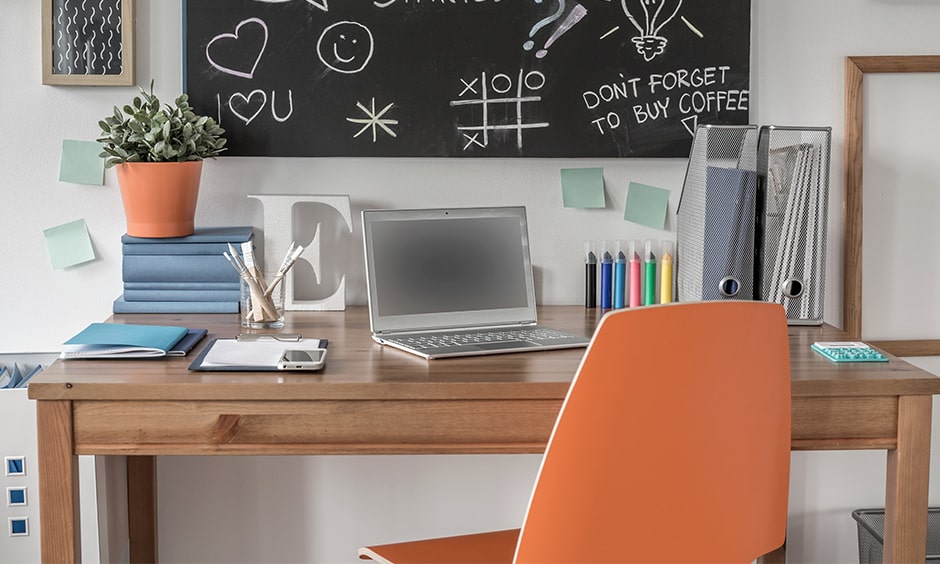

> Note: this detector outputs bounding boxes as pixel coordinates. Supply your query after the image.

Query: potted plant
[97,80,226,238]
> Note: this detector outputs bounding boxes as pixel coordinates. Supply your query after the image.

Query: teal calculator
[811,342,888,363]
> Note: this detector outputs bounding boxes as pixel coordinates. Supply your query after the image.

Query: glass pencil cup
[240,272,285,329]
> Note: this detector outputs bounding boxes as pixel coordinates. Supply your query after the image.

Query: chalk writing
[346,98,399,142]
[527,3,588,59]
[451,69,549,150]
[206,18,268,79]
[317,21,374,74]
[375,0,503,7]
[184,0,751,157]
[253,0,329,11]
[215,90,296,126]
[619,0,684,62]
[582,65,747,135]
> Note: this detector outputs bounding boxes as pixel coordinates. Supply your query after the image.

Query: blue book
[112,295,239,314]
[121,226,254,245]
[122,288,241,302]
[122,239,254,256]
[61,322,190,359]
[122,255,241,283]
[122,281,241,291]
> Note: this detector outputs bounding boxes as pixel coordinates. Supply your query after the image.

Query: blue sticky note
[625,181,670,229]
[59,140,105,186]
[561,167,606,208]
[43,219,96,270]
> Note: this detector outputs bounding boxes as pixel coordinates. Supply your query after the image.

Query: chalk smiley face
[317,21,374,74]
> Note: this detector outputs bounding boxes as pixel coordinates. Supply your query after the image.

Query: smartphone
[277,349,327,371]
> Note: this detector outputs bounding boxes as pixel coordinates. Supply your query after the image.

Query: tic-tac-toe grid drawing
[450,69,550,151]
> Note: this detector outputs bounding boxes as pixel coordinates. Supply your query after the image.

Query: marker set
[585,240,674,309]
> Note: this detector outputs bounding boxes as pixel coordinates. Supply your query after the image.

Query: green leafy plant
[97,80,226,168]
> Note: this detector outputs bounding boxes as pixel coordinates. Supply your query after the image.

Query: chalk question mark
[524,0,566,55]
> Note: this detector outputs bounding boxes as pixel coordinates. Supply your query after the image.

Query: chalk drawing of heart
[229,90,268,124]
[206,18,268,79]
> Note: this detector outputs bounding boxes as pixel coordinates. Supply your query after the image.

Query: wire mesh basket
[852,508,940,563]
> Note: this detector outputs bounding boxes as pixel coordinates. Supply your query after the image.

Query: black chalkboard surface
[183,0,750,157]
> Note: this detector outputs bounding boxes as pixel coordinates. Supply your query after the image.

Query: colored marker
[643,240,656,306]
[600,245,613,309]
[629,248,641,307]
[613,248,626,309]
[660,242,674,304]
[584,242,597,308]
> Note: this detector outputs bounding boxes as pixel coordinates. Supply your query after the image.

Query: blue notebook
[61,323,206,359]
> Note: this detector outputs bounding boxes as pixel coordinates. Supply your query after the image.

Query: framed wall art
[41,0,135,86]
[843,55,940,354]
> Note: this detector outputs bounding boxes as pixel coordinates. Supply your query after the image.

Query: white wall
[5,0,940,561]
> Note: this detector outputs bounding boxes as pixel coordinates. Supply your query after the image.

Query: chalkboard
[183,0,750,157]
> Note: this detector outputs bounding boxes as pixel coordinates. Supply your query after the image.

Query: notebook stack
[113,226,254,314]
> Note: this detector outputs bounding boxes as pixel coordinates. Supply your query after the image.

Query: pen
[584,242,597,309]
[643,240,656,306]
[264,242,305,297]
[613,245,626,309]
[660,241,673,304]
[629,246,641,308]
[600,242,613,309]
[241,241,266,291]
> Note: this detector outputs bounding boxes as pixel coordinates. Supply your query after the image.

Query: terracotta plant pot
[116,161,203,238]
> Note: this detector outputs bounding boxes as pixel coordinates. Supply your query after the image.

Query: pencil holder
[241,272,285,329]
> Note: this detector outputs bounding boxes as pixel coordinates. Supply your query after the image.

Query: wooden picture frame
[41,0,135,86]
[844,55,940,355]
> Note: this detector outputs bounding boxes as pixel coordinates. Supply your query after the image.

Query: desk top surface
[29,306,940,401]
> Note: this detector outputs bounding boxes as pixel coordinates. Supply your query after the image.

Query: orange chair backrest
[514,301,791,563]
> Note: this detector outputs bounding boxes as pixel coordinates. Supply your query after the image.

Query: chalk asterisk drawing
[346,98,398,142]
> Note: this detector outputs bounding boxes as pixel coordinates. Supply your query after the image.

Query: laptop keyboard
[390,327,576,350]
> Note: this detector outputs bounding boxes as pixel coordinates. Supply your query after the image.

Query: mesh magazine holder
[677,124,831,324]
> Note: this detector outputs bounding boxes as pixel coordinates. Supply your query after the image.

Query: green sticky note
[561,167,606,208]
[625,181,670,229]
[44,219,96,270]
[59,140,104,185]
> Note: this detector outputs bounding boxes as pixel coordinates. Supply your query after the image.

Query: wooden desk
[29,306,940,563]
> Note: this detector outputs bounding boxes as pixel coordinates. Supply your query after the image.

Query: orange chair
[358,301,791,563]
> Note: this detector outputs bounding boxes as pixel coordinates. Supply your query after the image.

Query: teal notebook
[61,323,194,359]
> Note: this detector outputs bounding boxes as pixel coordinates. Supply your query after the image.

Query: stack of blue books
[113,226,254,313]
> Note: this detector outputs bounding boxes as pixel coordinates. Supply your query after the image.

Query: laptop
[362,206,591,359]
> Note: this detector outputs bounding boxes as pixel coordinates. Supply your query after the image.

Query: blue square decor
[8,487,26,506]
[5,457,25,476]
[10,517,28,536]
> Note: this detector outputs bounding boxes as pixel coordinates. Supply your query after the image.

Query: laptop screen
[363,207,538,333]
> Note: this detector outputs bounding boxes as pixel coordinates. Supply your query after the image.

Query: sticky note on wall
[43,219,96,270]
[59,139,104,186]
[625,181,670,229]
[561,167,606,208]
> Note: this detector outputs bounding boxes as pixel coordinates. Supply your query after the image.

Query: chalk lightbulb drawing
[620,0,683,61]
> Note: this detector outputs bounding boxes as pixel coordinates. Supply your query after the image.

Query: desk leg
[128,455,158,563]
[36,400,81,563]
[884,395,932,563]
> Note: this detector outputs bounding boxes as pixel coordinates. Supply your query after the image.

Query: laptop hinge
[377,321,538,337]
